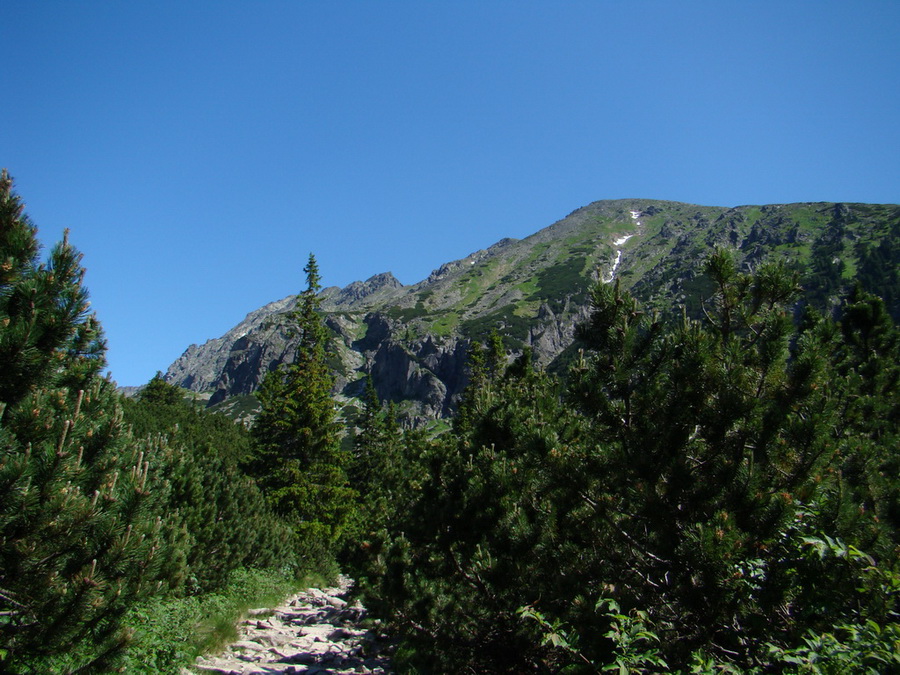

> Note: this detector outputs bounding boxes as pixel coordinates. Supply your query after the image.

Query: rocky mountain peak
[321,271,404,309]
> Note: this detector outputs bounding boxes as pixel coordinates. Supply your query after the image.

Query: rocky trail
[189,576,394,675]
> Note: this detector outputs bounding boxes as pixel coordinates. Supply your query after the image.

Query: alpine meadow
[2,169,899,673]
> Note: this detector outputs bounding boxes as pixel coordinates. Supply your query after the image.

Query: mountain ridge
[164,198,900,424]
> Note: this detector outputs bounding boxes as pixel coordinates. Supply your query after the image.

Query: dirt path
[190,576,394,675]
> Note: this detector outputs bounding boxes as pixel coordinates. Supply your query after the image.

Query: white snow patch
[603,234,635,283]
[603,250,624,284]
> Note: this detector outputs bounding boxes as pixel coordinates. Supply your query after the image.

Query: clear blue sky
[3,1,898,386]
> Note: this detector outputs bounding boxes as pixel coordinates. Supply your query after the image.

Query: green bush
[122,375,296,594]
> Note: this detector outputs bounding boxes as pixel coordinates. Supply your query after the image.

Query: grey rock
[322,272,404,307]
[326,628,354,641]
[324,596,347,609]
[276,652,317,665]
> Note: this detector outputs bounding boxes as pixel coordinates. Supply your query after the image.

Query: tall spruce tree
[248,254,356,566]
[0,171,179,672]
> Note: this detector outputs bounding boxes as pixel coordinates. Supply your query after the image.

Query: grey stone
[324,596,347,609]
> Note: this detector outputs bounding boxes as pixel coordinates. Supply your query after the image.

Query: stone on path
[190,575,393,675]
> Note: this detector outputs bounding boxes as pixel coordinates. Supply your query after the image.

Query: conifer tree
[452,330,507,436]
[825,285,900,552]
[248,254,356,566]
[122,374,294,593]
[349,375,406,537]
[565,250,869,663]
[353,374,387,481]
[0,171,178,672]
[358,340,579,672]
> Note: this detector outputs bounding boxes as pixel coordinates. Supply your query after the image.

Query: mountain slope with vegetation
[166,199,900,424]
[348,251,900,673]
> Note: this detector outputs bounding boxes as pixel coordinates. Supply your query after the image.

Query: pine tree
[565,250,868,664]
[121,374,295,593]
[826,285,900,552]
[0,171,104,405]
[248,254,357,567]
[452,329,507,436]
[352,374,387,481]
[357,342,581,672]
[349,375,407,538]
[0,171,178,672]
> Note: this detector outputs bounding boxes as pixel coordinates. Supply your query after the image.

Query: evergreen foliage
[248,254,357,567]
[826,286,900,553]
[856,218,900,320]
[344,373,414,582]
[567,252,844,659]
[3,166,897,672]
[350,375,403,528]
[357,333,585,671]
[121,374,295,594]
[804,210,847,312]
[0,173,302,672]
[0,171,180,672]
[353,248,900,673]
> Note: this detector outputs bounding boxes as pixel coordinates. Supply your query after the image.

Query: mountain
[164,198,900,424]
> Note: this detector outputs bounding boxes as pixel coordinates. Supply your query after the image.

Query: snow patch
[603,250,624,283]
[603,229,636,284]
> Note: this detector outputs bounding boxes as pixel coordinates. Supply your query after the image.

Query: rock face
[164,199,900,422]
[321,272,403,308]
[191,576,393,675]
[366,334,470,419]
[529,299,590,363]
[166,295,299,395]
[207,326,297,406]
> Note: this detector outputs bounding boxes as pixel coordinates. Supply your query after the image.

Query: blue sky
[3,1,898,386]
